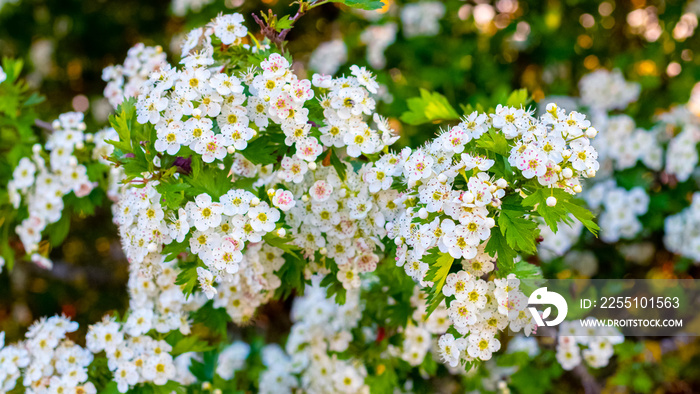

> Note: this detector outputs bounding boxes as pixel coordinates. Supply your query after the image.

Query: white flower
[271,189,296,211]
[213,13,248,45]
[248,202,280,232]
[350,65,378,94]
[467,332,501,360]
[438,333,467,367]
[188,194,224,231]
[0,66,6,84]
[309,180,333,202]
[13,157,37,189]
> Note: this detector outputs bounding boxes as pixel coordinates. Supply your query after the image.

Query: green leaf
[475,128,509,156]
[484,229,517,276]
[400,89,460,125]
[175,260,201,298]
[169,333,216,357]
[274,253,307,299]
[498,209,539,254]
[330,0,385,11]
[262,232,299,257]
[45,212,71,247]
[275,15,294,30]
[191,301,230,341]
[522,188,599,236]
[422,248,454,318]
[329,149,347,181]
[505,88,530,107]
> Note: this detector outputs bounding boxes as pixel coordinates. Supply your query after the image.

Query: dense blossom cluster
[8,112,96,268]
[258,279,367,393]
[384,104,599,363]
[108,12,399,325]
[584,180,649,243]
[665,192,700,261]
[579,69,641,112]
[102,44,168,109]
[555,320,624,371]
[0,316,94,393]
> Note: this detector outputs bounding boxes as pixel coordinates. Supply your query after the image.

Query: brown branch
[572,364,601,394]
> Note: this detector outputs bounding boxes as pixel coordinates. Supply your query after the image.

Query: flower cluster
[108,12,398,324]
[9,112,96,266]
[126,259,205,335]
[0,315,94,394]
[86,316,193,392]
[579,69,641,112]
[556,320,623,370]
[102,44,167,109]
[584,180,649,243]
[258,278,368,393]
[384,104,599,365]
[665,192,700,262]
[592,114,662,173]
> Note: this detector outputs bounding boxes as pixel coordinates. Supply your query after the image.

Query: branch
[572,364,601,394]
[253,0,330,51]
[34,119,54,133]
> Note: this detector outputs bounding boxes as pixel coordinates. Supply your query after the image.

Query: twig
[252,0,330,51]
[34,119,54,133]
[572,364,601,394]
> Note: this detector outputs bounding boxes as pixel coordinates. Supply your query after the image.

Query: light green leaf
[400,89,460,125]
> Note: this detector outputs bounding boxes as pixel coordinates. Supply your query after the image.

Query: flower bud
[251,197,260,206]
[418,208,428,219]
[227,146,236,154]
[562,168,573,179]
[192,108,202,118]
[52,120,61,129]
[201,382,212,390]
[301,194,309,202]
[485,217,495,228]
[496,179,507,189]
[319,247,327,255]
[437,173,447,183]
[585,127,598,139]
[147,243,158,253]
[489,184,498,193]
[308,162,317,171]
[277,228,286,237]
[463,191,475,204]
[574,185,583,193]
[546,196,557,207]
[586,169,596,178]
[267,189,275,197]
[68,157,78,167]
[394,237,404,246]
[85,134,94,143]
[32,144,42,154]
[76,142,85,150]
[213,390,222,394]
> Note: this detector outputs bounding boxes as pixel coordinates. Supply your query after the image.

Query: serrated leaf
[498,209,538,254]
[275,15,294,31]
[422,248,454,317]
[484,230,517,276]
[475,128,509,156]
[522,188,599,236]
[400,89,460,125]
[175,260,201,298]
